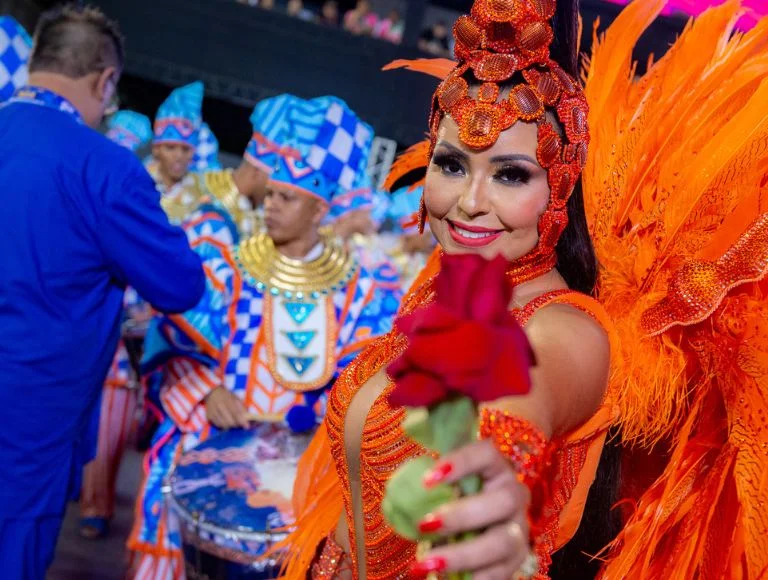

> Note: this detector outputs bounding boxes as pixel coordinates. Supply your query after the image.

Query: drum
[168,423,311,579]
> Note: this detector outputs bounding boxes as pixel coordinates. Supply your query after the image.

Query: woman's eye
[433,153,466,177]
[496,166,531,185]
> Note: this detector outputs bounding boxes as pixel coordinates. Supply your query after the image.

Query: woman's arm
[410,303,610,579]
[489,303,611,437]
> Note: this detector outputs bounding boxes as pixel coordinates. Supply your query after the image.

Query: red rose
[388,253,535,408]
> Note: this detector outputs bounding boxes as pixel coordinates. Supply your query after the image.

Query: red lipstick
[447,220,503,248]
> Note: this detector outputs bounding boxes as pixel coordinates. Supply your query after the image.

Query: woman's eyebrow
[434,141,470,162]
[490,153,538,165]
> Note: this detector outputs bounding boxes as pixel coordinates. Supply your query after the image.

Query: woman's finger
[418,484,528,537]
[413,519,530,576]
[423,439,510,488]
[473,561,522,580]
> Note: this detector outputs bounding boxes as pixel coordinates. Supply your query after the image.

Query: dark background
[3,0,687,153]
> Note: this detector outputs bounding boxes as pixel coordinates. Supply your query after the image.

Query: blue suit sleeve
[96,161,205,313]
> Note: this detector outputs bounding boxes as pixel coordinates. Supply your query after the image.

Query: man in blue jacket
[0,6,205,578]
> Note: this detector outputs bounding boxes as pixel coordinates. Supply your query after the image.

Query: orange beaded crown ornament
[424,0,590,281]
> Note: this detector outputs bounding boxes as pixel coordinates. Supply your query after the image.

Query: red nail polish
[418,514,443,534]
[410,557,447,577]
[424,462,453,487]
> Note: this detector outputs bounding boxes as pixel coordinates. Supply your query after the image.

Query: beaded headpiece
[425,0,589,279]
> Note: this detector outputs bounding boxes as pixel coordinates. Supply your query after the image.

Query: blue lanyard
[3,86,83,125]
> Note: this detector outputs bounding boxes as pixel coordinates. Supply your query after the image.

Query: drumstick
[246,413,285,424]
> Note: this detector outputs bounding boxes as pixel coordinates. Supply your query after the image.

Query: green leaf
[382,456,456,540]
[429,397,477,455]
[402,407,435,450]
[458,473,482,496]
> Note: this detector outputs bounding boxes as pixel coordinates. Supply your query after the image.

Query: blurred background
[7,0,759,164]
[0,1,765,578]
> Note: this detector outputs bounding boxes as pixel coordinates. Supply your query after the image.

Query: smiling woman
[273,0,768,578]
[274,1,617,579]
[426,119,551,258]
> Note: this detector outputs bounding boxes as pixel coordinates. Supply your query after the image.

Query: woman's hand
[204,386,250,429]
[411,439,537,580]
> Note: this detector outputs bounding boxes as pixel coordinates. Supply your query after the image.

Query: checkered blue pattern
[247,95,374,204]
[0,17,32,103]
[225,285,263,392]
[247,94,311,150]
[307,101,373,192]
[193,122,222,172]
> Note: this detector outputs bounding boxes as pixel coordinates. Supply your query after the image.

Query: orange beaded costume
[277,253,614,579]
[277,0,768,578]
[327,284,612,579]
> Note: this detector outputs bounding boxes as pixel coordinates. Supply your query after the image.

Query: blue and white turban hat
[326,187,375,223]
[0,17,32,103]
[326,188,391,231]
[106,110,152,153]
[388,185,425,235]
[245,94,374,205]
[192,122,222,171]
[153,81,204,148]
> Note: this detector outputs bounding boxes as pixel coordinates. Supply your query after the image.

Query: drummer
[181,105,275,249]
[79,111,154,540]
[127,94,402,579]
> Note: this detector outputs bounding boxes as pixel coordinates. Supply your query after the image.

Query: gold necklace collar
[204,169,246,228]
[236,232,358,299]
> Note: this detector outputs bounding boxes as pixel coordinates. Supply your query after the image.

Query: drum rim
[165,470,292,544]
[165,423,311,561]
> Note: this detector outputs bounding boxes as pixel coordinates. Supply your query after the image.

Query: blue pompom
[286,405,316,434]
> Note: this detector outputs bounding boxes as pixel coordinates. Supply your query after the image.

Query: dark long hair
[550,0,599,296]
[557,179,598,294]
[548,2,623,576]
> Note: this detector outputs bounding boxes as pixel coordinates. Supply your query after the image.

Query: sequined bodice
[328,334,414,579]
[325,284,602,579]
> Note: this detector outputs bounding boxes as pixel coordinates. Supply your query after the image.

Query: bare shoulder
[526,301,610,351]
[523,301,611,434]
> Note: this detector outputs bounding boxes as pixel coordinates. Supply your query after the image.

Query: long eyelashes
[495,166,531,185]
[432,151,533,186]
[432,152,466,177]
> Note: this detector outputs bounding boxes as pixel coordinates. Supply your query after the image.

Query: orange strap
[518,290,619,549]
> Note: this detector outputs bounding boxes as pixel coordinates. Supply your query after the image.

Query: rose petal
[388,372,447,408]
[397,305,460,337]
[389,252,534,409]
[466,326,535,402]
[400,321,493,376]
[436,253,492,316]
[386,352,410,381]
[468,255,514,321]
